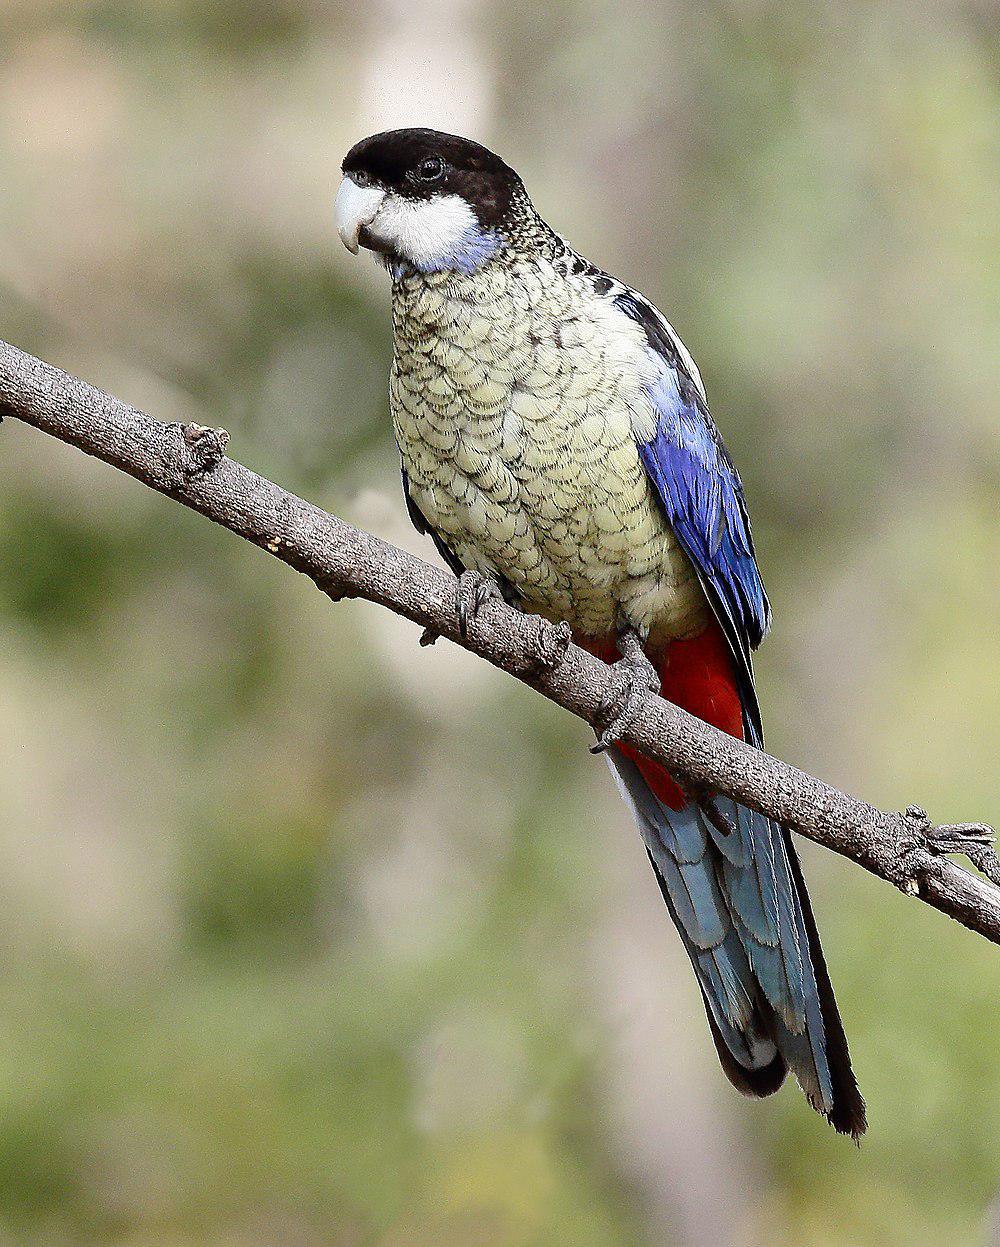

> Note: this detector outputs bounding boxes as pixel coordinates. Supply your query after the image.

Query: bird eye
[416,156,444,183]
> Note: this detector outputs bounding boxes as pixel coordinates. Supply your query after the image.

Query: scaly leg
[590,627,661,754]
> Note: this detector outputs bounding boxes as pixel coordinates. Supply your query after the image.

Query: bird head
[336,128,524,274]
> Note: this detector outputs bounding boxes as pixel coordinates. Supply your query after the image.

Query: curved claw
[456,570,503,639]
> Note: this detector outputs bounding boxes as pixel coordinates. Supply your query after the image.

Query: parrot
[335,127,865,1136]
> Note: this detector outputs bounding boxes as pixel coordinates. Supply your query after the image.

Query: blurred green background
[0,1,998,1244]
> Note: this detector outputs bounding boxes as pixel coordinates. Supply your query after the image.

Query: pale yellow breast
[390,258,709,643]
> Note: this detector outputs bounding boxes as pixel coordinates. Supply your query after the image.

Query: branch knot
[316,573,357,603]
[180,423,230,478]
[526,617,572,675]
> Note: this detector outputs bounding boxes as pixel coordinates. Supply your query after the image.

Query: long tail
[606,626,866,1138]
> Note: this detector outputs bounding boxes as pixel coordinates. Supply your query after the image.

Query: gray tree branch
[2,336,998,943]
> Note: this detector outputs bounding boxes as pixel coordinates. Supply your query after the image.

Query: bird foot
[590,631,660,753]
[417,569,505,648]
[421,570,569,671]
[456,569,504,639]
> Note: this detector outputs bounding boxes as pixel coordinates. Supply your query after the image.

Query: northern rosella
[335,128,866,1136]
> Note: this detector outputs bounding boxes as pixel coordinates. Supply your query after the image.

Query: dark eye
[416,156,444,183]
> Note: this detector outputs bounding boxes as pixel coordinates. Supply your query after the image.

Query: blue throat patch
[413,226,502,276]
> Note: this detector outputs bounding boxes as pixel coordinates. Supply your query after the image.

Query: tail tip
[828,1087,868,1142]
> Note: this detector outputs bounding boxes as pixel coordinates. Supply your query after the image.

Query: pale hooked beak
[335,175,386,254]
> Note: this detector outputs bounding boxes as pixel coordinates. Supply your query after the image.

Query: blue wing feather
[633,319,770,667]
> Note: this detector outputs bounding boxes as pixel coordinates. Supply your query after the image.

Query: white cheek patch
[367,193,493,272]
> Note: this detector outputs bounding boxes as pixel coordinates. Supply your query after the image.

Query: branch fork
[895,806,1000,896]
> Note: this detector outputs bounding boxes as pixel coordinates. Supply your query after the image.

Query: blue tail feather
[608,746,848,1124]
